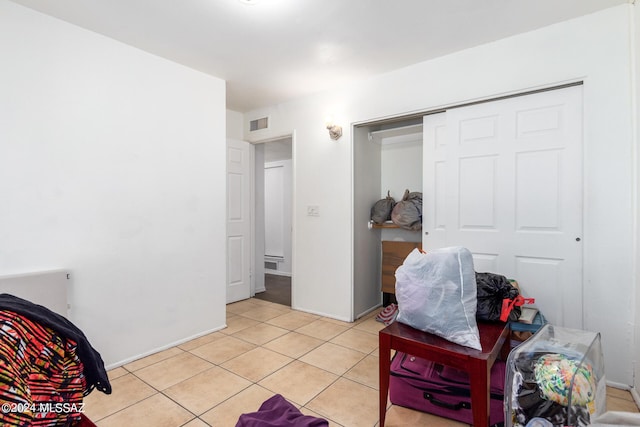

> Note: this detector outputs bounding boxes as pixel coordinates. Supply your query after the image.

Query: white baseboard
[607,380,633,390]
[105,325,226,370]
[265,269,291,277]
[291,305,351,323]
[605,381,640,410]
[356,304,382,320]
[632,386,640,410]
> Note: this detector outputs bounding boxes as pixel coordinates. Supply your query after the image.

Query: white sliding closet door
[423,86,583,328]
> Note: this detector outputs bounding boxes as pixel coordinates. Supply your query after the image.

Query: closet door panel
[423,86,583,328]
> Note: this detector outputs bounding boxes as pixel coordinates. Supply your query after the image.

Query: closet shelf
[368,220,401,230]
[368,220,423,231]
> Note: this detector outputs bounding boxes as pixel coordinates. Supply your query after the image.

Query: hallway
[254,274,291,307]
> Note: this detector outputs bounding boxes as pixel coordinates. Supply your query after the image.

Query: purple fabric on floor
[235,394,329,427]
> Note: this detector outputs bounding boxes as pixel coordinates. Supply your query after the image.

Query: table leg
[469,358,490,427]
[500,325,511,361]
[379,332,391,427]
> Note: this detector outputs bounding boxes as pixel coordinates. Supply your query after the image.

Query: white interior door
[227,138,252,304]
[423,86,583,328]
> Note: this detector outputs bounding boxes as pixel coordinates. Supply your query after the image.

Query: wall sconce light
[325,119,343,141]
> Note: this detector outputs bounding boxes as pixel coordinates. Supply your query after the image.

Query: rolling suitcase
[389,352,506,426]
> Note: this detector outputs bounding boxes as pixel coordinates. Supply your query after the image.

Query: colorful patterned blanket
[0,310,86,426]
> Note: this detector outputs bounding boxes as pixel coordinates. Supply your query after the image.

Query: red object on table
[379,320,510,427]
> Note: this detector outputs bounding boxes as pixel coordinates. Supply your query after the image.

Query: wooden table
[379,321,510,427]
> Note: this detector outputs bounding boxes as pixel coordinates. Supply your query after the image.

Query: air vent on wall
[250,116,269,132]
[265,261,277,270]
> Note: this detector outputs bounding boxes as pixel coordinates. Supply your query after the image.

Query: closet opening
[353,117,424,319]
[352,83,584,329]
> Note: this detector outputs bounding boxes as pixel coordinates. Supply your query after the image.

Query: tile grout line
[226,314,380,355]
[257,304,381,424]
[89,366,159,423]
[169,310,345,425]
[215,301,381,426]
[98,360,216,424]
[94,298,639,426]
[94,299,386,426]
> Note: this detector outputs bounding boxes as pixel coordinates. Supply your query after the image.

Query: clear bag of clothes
[505,324,606,427]
[395,246,481,350]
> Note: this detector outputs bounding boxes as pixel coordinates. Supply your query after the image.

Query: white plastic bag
[395,246,481,350]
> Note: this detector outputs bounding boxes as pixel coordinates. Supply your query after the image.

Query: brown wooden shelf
[369,221,401,229]
[368,220,422,231]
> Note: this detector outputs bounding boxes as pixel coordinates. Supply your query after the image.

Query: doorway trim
[249,132,296,307]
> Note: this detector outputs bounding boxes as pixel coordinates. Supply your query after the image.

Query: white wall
[379,137,423,244]
[244,5,637,385]
[0,1,227,367]
[227,109,244,140]
[634,2,640,394]
[381,140,423,203]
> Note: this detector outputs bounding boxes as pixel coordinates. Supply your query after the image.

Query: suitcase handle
[423,392,470,411]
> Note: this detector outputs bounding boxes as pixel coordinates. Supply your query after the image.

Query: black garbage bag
[370,191,396,224]
[475,272,521,322]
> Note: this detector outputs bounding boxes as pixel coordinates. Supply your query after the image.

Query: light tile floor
[84,298,639,426]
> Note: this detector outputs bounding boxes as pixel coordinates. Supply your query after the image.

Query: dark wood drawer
[381,241,422,294]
